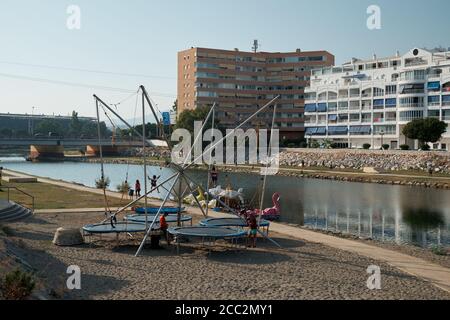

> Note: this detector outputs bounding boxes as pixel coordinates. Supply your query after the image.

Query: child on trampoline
[149,175,161,193]
[159,212,170,246]
[247,213,258,248]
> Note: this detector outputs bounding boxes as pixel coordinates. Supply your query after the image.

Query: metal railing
[0,186,35,214]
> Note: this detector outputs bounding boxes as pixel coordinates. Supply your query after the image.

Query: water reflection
[1,159,449,249]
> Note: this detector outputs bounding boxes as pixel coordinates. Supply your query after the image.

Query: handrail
[0,186,35,214]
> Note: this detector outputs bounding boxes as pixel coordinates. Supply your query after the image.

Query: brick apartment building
[177,47,334,140]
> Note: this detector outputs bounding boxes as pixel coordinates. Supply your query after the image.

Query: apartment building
[177,47,334,140]
[304,48,450,150]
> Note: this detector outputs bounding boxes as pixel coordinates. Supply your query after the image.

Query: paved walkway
[4,169,450,293]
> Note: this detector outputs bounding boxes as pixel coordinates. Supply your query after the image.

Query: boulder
[53,228,84,246]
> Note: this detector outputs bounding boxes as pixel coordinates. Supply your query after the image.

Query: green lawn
[0,182,128,210]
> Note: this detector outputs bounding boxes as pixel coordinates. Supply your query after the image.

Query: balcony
[399,103,425,108]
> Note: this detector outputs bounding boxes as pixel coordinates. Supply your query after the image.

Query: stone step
[0,210,32,222]
[0,207,30,221]
[0,201,32,222]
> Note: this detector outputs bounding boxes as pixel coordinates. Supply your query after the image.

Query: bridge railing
[0,186,35,214]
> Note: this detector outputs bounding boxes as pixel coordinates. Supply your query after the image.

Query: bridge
[0,138,167,160]
[0,138,148,147]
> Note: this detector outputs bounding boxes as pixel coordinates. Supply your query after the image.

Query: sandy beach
[1,211,449,300]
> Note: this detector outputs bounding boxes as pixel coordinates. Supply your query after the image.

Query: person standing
[0,167,3,186]
[247,213,258,248]
[159,213,170,246]
[135,180,141,198]
[210,166,218,187]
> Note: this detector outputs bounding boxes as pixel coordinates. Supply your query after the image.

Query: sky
[0,0,449,121]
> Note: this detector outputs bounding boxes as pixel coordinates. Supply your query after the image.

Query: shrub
[362,143,371,150]
[95,176,110,189]
[400,144,410,150]
[421,144,431,151]
[331,143,339,149]
[0,225,14,237]
[431,245,447,256]
[116,181,130,193]
[382,144,390,150]
[1,269,35,300]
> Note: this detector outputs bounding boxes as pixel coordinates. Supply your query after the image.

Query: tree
[81,121,108,138]
[69,111,82,138]
[171,100,178,113]
[35,120,64,136]
[0,128,13,138]
[175,106,220,134]
[402,118,448,148]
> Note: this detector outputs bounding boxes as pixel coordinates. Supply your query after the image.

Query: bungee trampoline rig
[83,85,282,255]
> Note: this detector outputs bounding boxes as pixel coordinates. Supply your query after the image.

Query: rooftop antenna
[252,39,259,53]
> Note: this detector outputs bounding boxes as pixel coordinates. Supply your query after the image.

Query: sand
[1,211,449,300]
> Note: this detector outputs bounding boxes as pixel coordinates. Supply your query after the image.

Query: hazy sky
[0,0,449,121]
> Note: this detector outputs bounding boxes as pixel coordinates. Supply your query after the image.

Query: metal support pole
[135,173,181,257]
[142,92,149,230]
[177,177,183,227]
[205,105,216,218]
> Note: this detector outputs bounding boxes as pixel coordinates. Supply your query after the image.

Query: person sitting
[247,213,258,248]
[159,213,170,246]
[128,188,134,200]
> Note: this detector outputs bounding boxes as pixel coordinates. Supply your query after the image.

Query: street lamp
[31,106,37,136]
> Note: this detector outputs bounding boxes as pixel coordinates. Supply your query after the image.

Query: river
[1,156,449,248]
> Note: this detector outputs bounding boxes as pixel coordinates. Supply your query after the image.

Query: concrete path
[4,169,450,293]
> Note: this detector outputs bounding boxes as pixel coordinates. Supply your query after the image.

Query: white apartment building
[304,48,450,150]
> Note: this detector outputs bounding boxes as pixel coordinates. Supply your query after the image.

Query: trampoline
[200,217,270,228]
[169,226,247,239]
[200,217,271,236]
[135,207,185,215]
[125,214,192,226]
[82,222,152,234]
[82,222,161,245]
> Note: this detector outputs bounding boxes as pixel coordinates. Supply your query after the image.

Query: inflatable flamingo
[243,193,281,221]
[261,193,281,220]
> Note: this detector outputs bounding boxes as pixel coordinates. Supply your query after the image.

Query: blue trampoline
[125,214,192,225]
[169,226,247,239]
[82,222,154,234]
[200,218,270,228]
[135,207,185,215]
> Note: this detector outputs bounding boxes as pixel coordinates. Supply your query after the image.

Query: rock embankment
[280,149,450,174]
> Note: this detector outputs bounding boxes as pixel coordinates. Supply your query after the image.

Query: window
[428,96,440,105]
[386,85,397,95]
[399,83,425,94]
[400,110,424,121]
[385,98,397,107]
[399,97,424,108]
